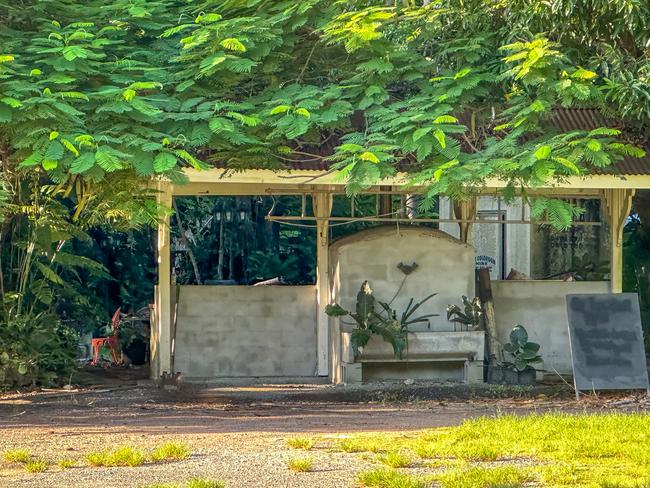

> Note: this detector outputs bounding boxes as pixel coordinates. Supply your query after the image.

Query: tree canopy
[0,0,648,227]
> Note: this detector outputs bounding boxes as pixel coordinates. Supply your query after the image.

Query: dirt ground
[1,368,648,488]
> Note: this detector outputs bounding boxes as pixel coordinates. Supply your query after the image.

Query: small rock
[404,379,415,385]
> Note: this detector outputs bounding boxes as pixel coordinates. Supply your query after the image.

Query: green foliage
[326,281,438,359]
[23,459,48,473]
[502,325,542,372]
[446,296,482,329]
[0,313,78,387]
[0,0,646,231]
[247,250,299,283]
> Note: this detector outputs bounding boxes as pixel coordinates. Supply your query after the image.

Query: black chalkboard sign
[566,293,649,397]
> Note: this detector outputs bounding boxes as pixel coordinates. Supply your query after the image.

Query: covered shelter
[150,111,650,384]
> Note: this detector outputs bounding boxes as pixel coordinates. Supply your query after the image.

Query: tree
[1,1,646,229]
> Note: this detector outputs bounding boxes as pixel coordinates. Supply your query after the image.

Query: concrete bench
[339,331,485,384]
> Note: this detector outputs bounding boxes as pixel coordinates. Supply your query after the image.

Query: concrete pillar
[313,192,332,376]
[602,189,635,293]
[154,182,173,377]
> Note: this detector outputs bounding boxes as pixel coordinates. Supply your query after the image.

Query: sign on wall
[566,293,650,399]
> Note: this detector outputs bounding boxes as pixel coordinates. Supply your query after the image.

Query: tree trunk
[477,268,501,363]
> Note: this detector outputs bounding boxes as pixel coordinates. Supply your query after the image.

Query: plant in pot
[325,281,438,360]
[446,296,482,330]
[488,325,542,385]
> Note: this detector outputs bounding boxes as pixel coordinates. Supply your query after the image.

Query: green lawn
[334,413,650,488]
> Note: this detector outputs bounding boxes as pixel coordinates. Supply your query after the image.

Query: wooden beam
[154,182,173,377]
[177,168,650,190]
[313,192,333,377]
[602,189,635,293]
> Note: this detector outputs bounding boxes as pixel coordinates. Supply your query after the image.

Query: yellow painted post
[155,182,173,377]
[602,189,635,293]
[313,192,333,377]
[454,197,478,243]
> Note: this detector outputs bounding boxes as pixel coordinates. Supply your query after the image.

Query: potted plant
[325,281,438,360]
[488,325,541,385]
[446,296,482,330]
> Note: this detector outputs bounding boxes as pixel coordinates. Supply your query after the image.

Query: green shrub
[0,313,78,388]
[3,448,31,463]
[150,442,190,462]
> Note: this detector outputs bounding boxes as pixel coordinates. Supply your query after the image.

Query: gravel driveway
[1,380,647,487]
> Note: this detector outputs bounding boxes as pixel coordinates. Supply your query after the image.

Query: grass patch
[150,442,191,462]
[57,458,76,469]
[288,456,314,472]
[86,446,146,467]
[433,465,529,488]
[286,437,316,450]
[141,480,224,488]
[353,413,650,487]
[377,451,412,468]
[23,459,48,473]
[3,448,31,463]
[358,468,425,488]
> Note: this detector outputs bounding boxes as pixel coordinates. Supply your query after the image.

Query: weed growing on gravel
[23,459,48,473]
[141,480,224,488]
[57,459,75,469]
[150,442,190,462]
[288,456,314,472]
[3,448,31,463]
[86,446,146,467]
[377,451,412,468]
[358,468,425,488]
[286,437,316,450]
[186,480,225,488]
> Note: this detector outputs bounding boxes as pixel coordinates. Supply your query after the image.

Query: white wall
[492,280,610,374]
[174,285,317,378]
[330,227,475,332]
[328,227,476,382]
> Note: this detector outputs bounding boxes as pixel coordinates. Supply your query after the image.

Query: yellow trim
[172,169,650,196]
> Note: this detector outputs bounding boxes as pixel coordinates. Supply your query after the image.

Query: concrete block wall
[329,227,476,332]
[492,280,609,374]
[328,226,476,382]
[173,285,317,378]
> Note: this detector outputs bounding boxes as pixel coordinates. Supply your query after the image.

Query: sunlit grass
[86,446,146,467]
[287,456,314,472]
[57,458,76,469]
[286,437,316,450]
[141,480,224,488]
[377,451,412,468]
[353,413,650,488]
[23,459,48,473]
[150,442,191,462]
[3,448,31,463]
[358,469,425,488]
